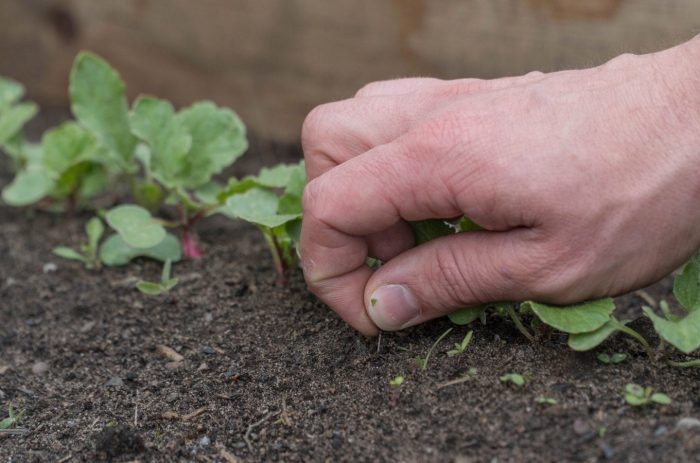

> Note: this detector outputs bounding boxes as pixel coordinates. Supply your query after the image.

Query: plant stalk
[506,304,535,342]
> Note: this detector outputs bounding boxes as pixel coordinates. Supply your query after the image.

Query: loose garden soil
[1,111,700,462]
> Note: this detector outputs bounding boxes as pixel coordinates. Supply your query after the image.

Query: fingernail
[368,284,421,331]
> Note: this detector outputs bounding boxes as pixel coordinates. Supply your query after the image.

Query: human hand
[300,38,700,336]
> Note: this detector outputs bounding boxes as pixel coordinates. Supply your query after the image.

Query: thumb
[364,229,538,331]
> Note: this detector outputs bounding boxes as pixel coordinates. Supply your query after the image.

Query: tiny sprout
[416,327,453,371]
[53,217,104,269]
[0,402,25,430]
[597,427,608,438]
[500,373,525,387]
[597,352,627,365]
[389,375,405,388]
[623,383,671,406]
[447,330,473,357]
[136,259,178,296]
[535,396,557,405]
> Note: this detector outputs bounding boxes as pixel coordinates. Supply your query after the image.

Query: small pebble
[198,436,210,447]
[676,417,700,431]
[201,346,216,355]
[42,262,57,274]
[204,313,213,323]
[654,426,668,437]
[197,363,209,371]
[573,419,589,436]
[601,443,615,460]
[165,361,183,370]
[106,376,124,387]
[31,361,49,376]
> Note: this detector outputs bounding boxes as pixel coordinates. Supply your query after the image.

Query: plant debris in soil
[1,112,700,462]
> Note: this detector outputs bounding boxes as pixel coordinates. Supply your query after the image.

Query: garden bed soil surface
[2,111,700,462]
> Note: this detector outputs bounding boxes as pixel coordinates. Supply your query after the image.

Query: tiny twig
[435,376,473,390]
[244,410,281,453]
[506,304,535,342]
[377,332,382,355]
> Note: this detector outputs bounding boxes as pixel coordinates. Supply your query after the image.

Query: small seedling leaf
[535,396,558,405]
[389,375,405,388]
[674,251,700,311]
[597,353,611,364]
[99,233,182,266]
[500,373,525,387]
[524,298,615,334]
[70,52,137,164]
[651,393,672,405]
[86,217,104,252]
[642,306,700,354]
[611,352,627,364]
[136,281,167,296]
[105,204,166,249]
[41,122,100,175]
[53,246,85,262]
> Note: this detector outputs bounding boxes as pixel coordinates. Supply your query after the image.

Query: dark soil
[1,111,700,462]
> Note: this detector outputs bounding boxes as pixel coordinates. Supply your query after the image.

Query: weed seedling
[53,217,104,269]
[416,328,453,371]
[447,330,473,357]
[597,353,627,365]
[136,259,178,295]
[535,396,558,405]
[623,384,671,406]
[0,403,25,430]
[389,375,405,388]
[500,373,525,387]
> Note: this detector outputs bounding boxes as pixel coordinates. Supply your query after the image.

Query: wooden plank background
[0,0,698,141]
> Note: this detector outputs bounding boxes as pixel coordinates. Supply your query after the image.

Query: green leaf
[458,216,482,232]
[410,219,454,245]
[53,246,85,262]
[175,101,248,188]
[674,251,700,311]
[69,52,137,164]
[597,353,611,364]
[86,217,104,252]
[524,298,615,334]
[0,77,24,110]
[651,393,671,405]
[223,188,300,228]
[193,181,224,205]
[535,396,558,405]
[136,281,167,296]
[500,373,525,387]
[1,168,54,206]
[105,204,166,248]
[99,233,182,266]
[643,306,700,354]
[611,352,627,364]
[448,306,485,325]
[0,102,37,144]
[130,96,192,187]
[568,318,619,351]
[42,122,99,175]
[255,163,302,188]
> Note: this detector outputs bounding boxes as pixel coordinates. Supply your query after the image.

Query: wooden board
[1,0,699,141]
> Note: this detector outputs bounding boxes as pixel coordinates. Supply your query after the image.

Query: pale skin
[300,37,700,336]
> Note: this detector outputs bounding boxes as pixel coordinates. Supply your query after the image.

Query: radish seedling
[136,259,178,296]
[535,396,557,405]
[623,384,671,406]
[389,375,405,388]
[53,217,104,269]
[596,353,626,365]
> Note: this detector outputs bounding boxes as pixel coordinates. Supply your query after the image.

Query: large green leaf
[130,96,191,187]
[568,318,619,351]
[0,102,37,144]
[42,122,99,175]
[223,187,300,228]
[1,168,54,206]
[674,251,700,311]
[175,101,248,188]
[643,306,700,354]
[99,233,182,266]
[69,52,137,165]
[105,204,166,248]
[523,298,615,334]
